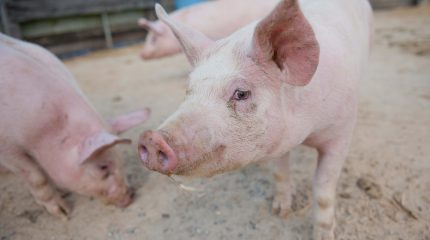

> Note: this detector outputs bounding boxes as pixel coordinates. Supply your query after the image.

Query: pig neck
[278,0,364,149]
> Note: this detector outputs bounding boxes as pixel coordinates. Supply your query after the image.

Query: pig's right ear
[138,18,164,35]
[252,0,320,86]
[154,4,214,66]
[79,131,131,164]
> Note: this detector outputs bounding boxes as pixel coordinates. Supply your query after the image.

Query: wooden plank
[20,9,147,38]
[7,0,156,22]
[21,15,103,38]
[45,29,145,59]
[0,0,10,34]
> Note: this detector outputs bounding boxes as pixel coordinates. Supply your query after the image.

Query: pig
[138,0,279,60]
[0,33,150,218]
[138,0,372,239]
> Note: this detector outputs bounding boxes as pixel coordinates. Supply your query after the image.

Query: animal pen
[0,0,174,58]
[0,0,423,58]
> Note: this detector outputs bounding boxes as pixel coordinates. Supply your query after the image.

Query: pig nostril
[158,151,169,167]
[139,145,149,163]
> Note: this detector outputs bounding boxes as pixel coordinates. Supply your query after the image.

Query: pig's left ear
[107,108,151,134]
[155,4,214,66]
[252,0,319,86]
[79,131,131,164]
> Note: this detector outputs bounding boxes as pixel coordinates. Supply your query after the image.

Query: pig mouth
[167,144,228,177]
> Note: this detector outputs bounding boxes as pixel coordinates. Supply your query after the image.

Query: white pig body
[140,0,372,239]
[138,0,280,59]
[0,33,150,218]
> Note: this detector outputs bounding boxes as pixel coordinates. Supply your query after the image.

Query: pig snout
[104,184,135,208]
[113,188,135,208]
[138,130,178,174]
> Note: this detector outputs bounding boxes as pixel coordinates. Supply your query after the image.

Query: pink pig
[139,0,372,239]
[0,33,150,218]
[138,0,279,60]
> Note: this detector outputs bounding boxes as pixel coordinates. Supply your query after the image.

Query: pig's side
[138,0,279,60]
[0,33,150,218]
[139,1,372,239]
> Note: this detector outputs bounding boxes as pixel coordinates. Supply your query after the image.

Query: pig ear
[138,18,164,35]
[155,4,214,66]
[107,108,151,135]
[252,0,319,86]
[79,131,131,164]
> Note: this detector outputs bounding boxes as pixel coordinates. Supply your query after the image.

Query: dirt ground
[1,6,430,240]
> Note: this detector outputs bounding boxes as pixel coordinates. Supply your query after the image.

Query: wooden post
[101,12,113,48]
[0,0,10,34]
[0,0,21,38]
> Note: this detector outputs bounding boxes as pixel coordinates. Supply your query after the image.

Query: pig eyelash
[232,89,251,101]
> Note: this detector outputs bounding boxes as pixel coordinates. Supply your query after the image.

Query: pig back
[0,44,101,152]
[0,33,83,93]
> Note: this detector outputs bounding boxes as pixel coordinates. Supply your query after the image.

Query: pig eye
[98,165,110,179]
[99,165,108,171]
[233,89,250,101]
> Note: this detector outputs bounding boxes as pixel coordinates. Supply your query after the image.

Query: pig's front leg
[7,154,71,219]
[272,153,293,217]
[312,137,351,240]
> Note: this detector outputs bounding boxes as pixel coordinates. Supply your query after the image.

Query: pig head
[59,110,151,208]
[139,2,319,176]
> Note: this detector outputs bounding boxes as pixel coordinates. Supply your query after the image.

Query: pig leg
[4,153,71,219]
[312,137,351,240]
[272,152,293,217]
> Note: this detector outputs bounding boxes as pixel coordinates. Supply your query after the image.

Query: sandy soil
[1,6,429,240]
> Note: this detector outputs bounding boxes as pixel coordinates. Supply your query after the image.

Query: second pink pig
[0,33,150,218]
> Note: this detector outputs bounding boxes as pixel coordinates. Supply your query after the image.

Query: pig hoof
[313,220,336,240]
[313,228,335,240]
[272,192,292,218]
[44,196,72,220]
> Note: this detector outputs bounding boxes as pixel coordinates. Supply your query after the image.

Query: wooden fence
[0,0,174,57]
[0,0,425,57]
